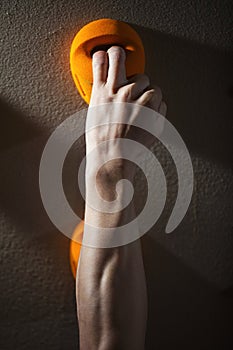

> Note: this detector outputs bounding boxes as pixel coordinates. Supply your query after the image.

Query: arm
[76,46,166,350]
[77,165,148,350]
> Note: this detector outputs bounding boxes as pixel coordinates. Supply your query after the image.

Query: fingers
[92,50,108,86]
[91,46,167,117]
[136,89,155,105]
[146,86,163,110]
[106,46,127,91]
[136,85,167,116]
[118,74,150,101]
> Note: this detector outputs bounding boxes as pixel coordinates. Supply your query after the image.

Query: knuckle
[131,73,143,80]
[119,87,131,100]
[155,86,162,99]
[141,74,150,86]
[132,74,150,86]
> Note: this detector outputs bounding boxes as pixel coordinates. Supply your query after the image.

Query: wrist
[84,160,137,229]
[86,159,136,183]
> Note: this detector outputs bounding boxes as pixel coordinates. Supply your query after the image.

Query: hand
[90,46,166,112]
[86,46,167,180]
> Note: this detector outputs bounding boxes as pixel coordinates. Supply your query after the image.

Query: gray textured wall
[0,0,232,349]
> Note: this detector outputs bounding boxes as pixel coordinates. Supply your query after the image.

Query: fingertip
[136,89,155,106]
[107,45,126,61]
[92,50,108,84]
[92,50,108,63]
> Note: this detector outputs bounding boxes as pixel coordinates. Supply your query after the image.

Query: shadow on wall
[141,236,233,350]
[0,24,232,350]
[133,24,233,168]
[0,98,80,349]
[0,98,54,237]
[0,98,42,152]
[0,98,85,239]
[133,24,233,349]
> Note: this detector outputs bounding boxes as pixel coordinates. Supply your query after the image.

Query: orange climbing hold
[70,220,84,279]
[70,18,145,104]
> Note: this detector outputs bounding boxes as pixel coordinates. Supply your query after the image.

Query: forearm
[76,164,148,350]
[75,43,166,350]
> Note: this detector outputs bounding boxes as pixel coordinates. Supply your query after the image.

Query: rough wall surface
[0,0,232,349]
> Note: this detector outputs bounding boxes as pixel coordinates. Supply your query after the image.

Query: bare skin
[76,46,167,350]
